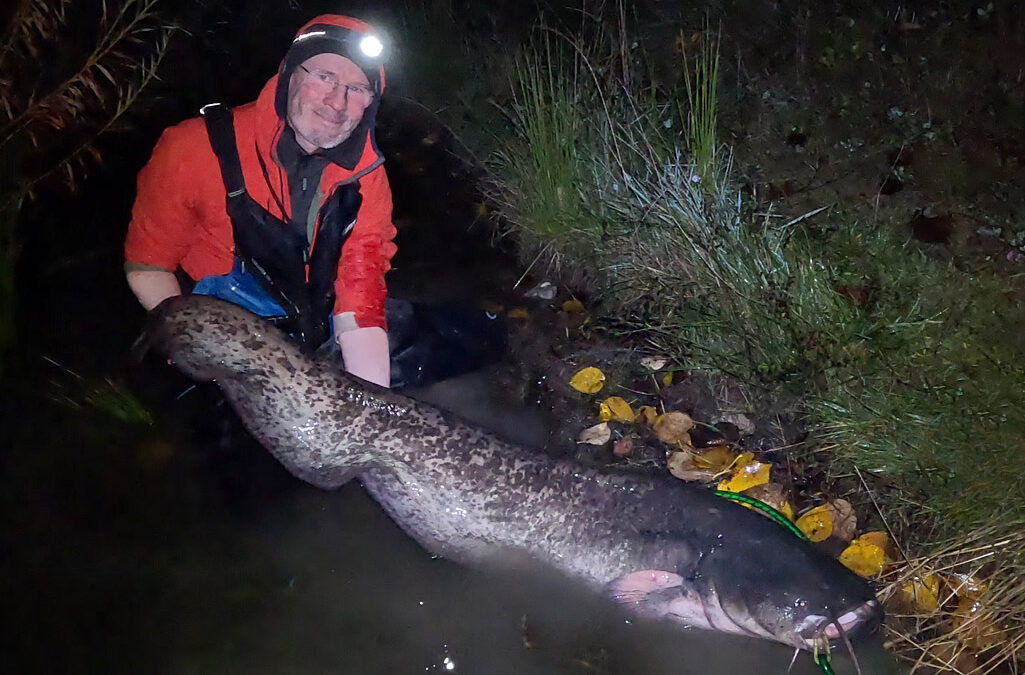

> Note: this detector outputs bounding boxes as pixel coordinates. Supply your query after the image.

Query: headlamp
[359,35,383,58]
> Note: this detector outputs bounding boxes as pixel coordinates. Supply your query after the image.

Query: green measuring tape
[713,490,836,675]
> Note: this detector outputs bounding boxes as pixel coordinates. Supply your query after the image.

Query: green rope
[713,489,808,540]
[713,490,835,675]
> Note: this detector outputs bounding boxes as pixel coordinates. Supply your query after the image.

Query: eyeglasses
[297,64,374,104]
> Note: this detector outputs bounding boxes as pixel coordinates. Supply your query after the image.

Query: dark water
[2,225,903,675]
[1,362,901,675]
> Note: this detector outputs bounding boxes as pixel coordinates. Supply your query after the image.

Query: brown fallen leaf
[829,499,857,543]
[666,454,720,482]
[653,411,695,445]
[640,355,669,371]
[577,422,611,445]
[742,482,794,520]
[667,449,710,482]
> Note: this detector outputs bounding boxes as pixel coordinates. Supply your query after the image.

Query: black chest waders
[199,102,361,353]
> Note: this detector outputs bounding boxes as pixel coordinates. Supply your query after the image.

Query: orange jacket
[124,19,396,329]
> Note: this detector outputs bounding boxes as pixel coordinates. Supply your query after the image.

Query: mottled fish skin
[142,296,880,651]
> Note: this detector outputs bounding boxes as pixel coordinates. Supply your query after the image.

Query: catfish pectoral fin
[606,570,685,613]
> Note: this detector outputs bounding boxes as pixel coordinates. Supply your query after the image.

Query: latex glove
[335,323,391,388]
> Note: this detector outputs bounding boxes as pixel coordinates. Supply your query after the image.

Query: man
[124,14,395,387]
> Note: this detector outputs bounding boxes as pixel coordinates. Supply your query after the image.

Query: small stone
[710,421,741,443]
[524,281,557,300]
[718,413,754,437]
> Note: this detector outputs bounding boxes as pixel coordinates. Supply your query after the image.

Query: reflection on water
[157,484,900,675]
[2,378,903,675]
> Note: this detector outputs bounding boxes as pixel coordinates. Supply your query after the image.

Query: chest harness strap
[199,102,362,352]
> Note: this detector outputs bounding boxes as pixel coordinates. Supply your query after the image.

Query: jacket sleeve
[123,123,204,271]
[334,164,397,329]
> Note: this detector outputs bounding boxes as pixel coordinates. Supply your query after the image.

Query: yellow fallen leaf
[796,505,833,542]
[734,451,755,467]
[662,372,673,386]
[569,367,605,394]
[634,405,658,426]
[577,422,611,445]
[599,396,634,423]
[692,446,738,474]
[901,574,940,612]
[716,459,770,492]
[952,591,1005,650]
[561,299,584,314]
[857,530,890,553]
[838,539,885,578]
[507,307,530,320]
[653,411,695,444]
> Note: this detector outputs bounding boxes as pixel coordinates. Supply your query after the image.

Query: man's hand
[126,269,182,310]
[334,317,390,387]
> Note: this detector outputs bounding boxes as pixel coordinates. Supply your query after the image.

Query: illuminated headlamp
[291,25,386,63]
[359,35,383,58]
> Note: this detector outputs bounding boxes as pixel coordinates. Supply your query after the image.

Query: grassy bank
[481,13,1025,673]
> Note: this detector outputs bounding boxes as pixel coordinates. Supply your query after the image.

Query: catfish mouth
[797,599,881,649]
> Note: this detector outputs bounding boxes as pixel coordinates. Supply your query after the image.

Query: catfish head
[135,295,300,383]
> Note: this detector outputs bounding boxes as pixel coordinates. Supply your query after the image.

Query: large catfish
[140,296,880,653]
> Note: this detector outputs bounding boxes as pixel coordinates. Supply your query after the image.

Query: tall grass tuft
[0,0,173,375]
[486,32,587,275]
[680,24,720,190]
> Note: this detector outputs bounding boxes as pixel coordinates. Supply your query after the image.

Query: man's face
[287,52,373,153]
